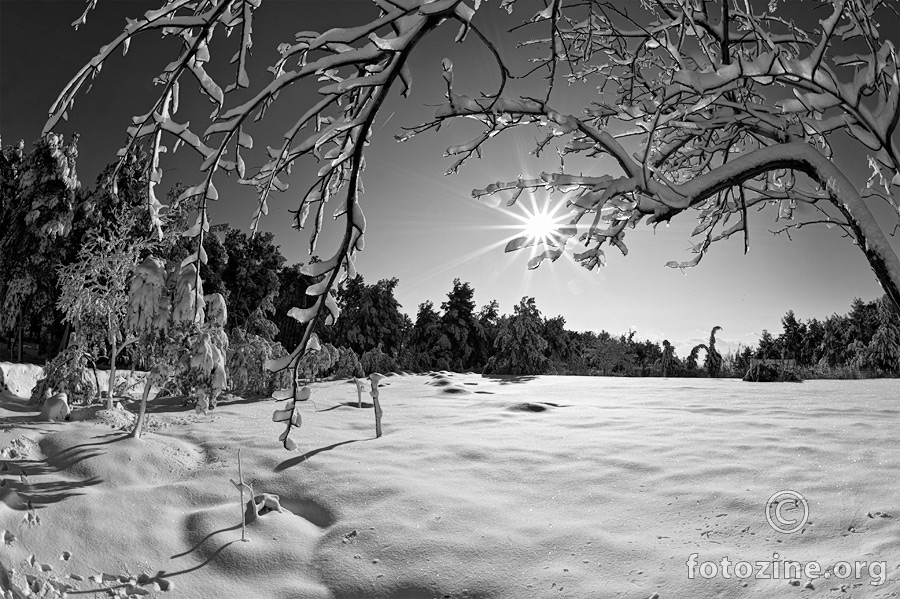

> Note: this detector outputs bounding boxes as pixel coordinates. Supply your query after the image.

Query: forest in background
[2,136,899,384]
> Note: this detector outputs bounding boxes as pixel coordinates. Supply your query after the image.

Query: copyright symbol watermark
[765,490,809,534]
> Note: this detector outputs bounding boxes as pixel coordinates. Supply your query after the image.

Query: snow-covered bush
[153,271,222,406]
[205,292,227,328]
[190,330,228,412]
[227,327,291,396]
[30,345,97,406]
[155,289,228,411]
[296,342,339,382]
[126,255,168,334]
[360,346,397,376]
[130,260,233,437]
[172,264,205,325]
[191,292,229,410]
[332,346,364,379]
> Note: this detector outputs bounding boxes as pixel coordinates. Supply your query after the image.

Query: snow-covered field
[0,364,898,598]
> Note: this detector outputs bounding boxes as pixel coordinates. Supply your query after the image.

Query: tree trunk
[107,314,116,409]
[8,312,18,361]
[16,318,23,363]
[131,377,153,439]
[656,141,900,316]
[108,335,138,404]
[56,321,72,356]
[89,358,101,403]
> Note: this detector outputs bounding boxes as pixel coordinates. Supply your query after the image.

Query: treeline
[740,297,900,377]
[275,273,900,379]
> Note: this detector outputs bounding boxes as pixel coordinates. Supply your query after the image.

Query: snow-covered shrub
[332,346,364,379]
[126,255,168,334]
[130,257,232,437]
[190,330,227,412]
[227,327,291,396]
[360,346,396,376]
[191,292,230,408]
[152,272,226,412]
[172,264,205,325]
[113,371,144,398]
[296,342,339,382]
[126,253,175,413]
[153,323,227,406]
[205,292,227,328]
[30,345,97,406]
[158,291,229,411]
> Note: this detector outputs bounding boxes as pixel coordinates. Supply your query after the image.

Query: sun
[513,202,566,245]
[524,211,558,240]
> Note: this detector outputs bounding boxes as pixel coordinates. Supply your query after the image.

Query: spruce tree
[487,297,548,375]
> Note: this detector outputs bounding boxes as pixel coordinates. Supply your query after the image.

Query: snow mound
[507,402,555,412]
[0,362,45,397]
[439,385,472,395]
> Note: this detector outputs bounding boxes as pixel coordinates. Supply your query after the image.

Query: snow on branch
[400,0,900,310]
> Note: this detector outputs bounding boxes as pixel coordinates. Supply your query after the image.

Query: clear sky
[0,0,893,357]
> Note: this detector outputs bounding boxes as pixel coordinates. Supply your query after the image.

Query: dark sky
[0,0,891,356]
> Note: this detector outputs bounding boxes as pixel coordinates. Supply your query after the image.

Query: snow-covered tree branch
[417,0,900,311]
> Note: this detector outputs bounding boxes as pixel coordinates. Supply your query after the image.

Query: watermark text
[686,553,886,586]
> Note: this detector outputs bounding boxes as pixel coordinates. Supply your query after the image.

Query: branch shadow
[4,431,125,479]
[0,417,65,433]
[138,537,243,593]
[15,477,102,508]
[214,395,275,407]
[170,524,242,559]
[0,432,125,509]
[274,438,366,472]
[316,402,373,412]
[162,540,240,577]
[63,536,241,596]
[41,432,130,470]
